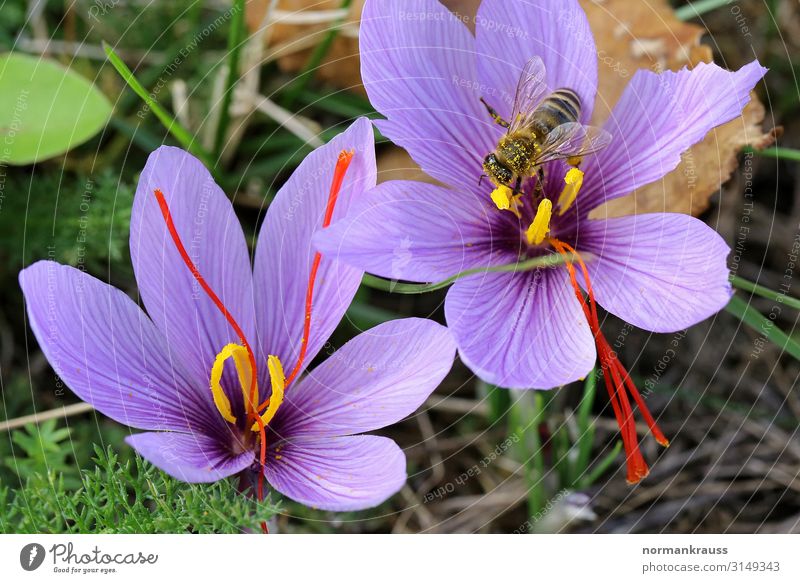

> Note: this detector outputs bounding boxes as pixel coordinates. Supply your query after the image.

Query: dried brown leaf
[580,0,774,218]
[247,0,363,91]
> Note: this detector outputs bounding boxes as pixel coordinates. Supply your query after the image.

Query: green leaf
[0,53,112,165]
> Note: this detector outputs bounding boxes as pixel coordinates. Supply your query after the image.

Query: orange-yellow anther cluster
[210,344,285,431]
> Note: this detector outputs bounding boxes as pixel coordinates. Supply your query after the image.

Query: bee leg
[534,166,546,198]
[513,176,523,195]
[480,97,510,128]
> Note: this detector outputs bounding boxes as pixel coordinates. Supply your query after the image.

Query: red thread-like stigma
[550,238,669,484]
[153,188,268,532]
[259,148,355,407]
[153,189,260,416]
[256,148,354,525]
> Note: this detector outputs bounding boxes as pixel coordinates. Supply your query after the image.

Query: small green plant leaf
[0,53,112,165]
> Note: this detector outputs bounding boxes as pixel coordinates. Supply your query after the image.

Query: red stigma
[256,148,354,526]
[153,189,260,416]
[551,238,669,484]
[153,188,267,530]
[260,149,355,398]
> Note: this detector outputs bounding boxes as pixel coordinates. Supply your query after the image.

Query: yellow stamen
[557,167,584,215]
[252,355,285,431]
[210,343,256,423]
[526,199,553,245]
[490,184,513,210]
[490,185,523,218]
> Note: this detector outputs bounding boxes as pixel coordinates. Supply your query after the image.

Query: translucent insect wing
[508,57,550,134]
[535,123,613,164]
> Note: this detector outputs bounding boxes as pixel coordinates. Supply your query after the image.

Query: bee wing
[508,57,550,134]
[534,123,613,165]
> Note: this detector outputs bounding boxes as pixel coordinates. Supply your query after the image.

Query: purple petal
[264,435,405,511]
[582,61,767,210]
[270,319,455,439]
[130,146,255,395]
[445,268,595,389]
[19,261,223,433]
[361,0,497,193]
[314,180,514,282]
[126,431,254,483]
[475,0,598,123]
[254,118,376,381]
[577,214,732,332]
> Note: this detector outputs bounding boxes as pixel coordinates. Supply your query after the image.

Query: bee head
[482,153,513,187]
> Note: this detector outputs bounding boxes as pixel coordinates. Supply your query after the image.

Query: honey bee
[481,57,612,194]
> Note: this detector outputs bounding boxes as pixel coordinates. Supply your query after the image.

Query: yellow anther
[526,199,553,245]
[210,343,256,424]
[491,184,514,211]
[490,185,523,218]
[251,355,285,431]
[557,167,585,215]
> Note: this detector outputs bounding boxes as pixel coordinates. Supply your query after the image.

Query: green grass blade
[553,417,572,488]
[748,146,800,162]
[102,42,214,170]
[730,275,800,311]
[344,301,398,328]
[725,295,800,360]
[580,441,623,488]
[675,0,733,21]
[510,392,546,518]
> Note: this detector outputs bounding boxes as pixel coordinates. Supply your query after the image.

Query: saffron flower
[316,0,767,482]
[19,118,457,511]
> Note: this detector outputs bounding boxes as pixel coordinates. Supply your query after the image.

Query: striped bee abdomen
[533,88,581,131]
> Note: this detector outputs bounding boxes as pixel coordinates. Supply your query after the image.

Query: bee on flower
[316,0,767,482]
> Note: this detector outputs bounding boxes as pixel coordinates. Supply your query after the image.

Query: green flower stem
[212,0,246,163]
[361,252,574,295]
[725,295,800,361]
[675,0,733,21]
[481,381,511,424]
[572,368,598,487]
[103,43,215,171]
[509,392,546,521]
[730,275,800,311]
[553,414,572,488]
[529,393,546,518]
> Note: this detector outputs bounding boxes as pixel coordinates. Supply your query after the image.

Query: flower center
[209,344,285,431]
[489,165,586,247]
[549,238,669,484]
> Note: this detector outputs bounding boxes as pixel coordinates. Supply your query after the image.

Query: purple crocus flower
[316,0,766,481]
[19,118,456,511]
